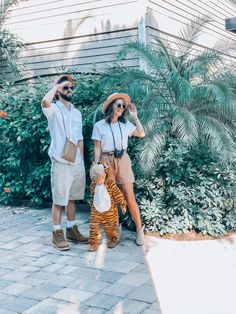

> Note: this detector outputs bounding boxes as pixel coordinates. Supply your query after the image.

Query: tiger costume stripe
[89,164,127,246]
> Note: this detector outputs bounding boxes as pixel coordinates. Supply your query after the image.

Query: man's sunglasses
[116,103,126,109]
[63,85,74,91]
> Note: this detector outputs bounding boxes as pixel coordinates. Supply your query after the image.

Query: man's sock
[67,220,76,229]
[53,224,61,231]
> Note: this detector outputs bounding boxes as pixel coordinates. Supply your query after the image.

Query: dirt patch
[146,230,236,241]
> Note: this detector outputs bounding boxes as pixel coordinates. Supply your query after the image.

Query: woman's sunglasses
[63,85,74,91]
[116,103,126,109]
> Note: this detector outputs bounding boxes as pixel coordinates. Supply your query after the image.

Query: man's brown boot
[52,229,70,251]
[66,225,89,243]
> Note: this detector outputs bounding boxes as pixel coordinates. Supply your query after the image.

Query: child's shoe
[108,241,118,249]
[89,243,98,251]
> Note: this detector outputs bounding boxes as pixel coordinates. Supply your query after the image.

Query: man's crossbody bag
[58,106,78,163]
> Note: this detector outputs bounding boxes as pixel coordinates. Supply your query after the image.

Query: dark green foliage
[130,140,236,236]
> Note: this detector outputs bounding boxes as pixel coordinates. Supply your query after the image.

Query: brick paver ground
[0,206,161,314]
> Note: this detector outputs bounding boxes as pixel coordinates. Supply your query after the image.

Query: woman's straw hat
[102,93,131,113]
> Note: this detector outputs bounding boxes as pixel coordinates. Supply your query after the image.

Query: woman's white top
[93,184,111,212]
[92,119,136,152]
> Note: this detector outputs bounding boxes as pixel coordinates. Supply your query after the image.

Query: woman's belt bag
[61,139,78,163]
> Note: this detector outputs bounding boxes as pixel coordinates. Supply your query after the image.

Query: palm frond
[150,35,175,70]
[101,65,157,88]
[213,38,236,54]
[138,120,169,174]
[117,41,169,73]
[168,69,192,105]
[197,116,236,160]
[193,107,236,133]
[190,98,236,122]
[183,50,223,81]
[192,81,235,110]
[138,91,170,123]
[0,0,23,26]
[171,108,198,144]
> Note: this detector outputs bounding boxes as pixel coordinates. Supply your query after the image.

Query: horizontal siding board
[22,41,136,62]
[23,30,137,54]
[23,54,137,70]
[22,28,137,51]
[23,47,126,64]
[2,59,139,81]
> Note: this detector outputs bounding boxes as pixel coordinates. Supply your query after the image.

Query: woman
[91,93,145,245]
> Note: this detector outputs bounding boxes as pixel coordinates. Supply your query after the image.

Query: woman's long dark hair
[105,99,127,124]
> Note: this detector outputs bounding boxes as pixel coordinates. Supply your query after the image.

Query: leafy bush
[0,0,27,82]
[127,139,236,236]
[0,29,24,79]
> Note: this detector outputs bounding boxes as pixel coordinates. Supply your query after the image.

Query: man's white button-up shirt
[42,100,83,164]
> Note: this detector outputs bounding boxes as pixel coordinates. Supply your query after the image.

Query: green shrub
[128,139,236,236]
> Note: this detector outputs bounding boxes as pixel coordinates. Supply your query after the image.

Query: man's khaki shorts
[100,152,135,184]
[51,159,85,206]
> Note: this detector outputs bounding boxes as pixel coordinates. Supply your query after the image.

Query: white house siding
[2,0,236,81]
[3,0,144,80]
[146,0,236,69]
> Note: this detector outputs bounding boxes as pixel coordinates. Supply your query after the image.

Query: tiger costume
[89,163,127,250]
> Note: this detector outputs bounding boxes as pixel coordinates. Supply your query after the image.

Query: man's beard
[60,92,73,102]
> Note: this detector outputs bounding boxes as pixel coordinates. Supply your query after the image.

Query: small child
[89,163,127,251]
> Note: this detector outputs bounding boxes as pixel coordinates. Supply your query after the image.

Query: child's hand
[121,207,126,214]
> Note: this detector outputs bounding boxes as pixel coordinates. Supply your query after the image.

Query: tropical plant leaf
[171,108,198,144]
[138,120,169,174]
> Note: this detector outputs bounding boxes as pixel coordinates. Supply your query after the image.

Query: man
[41,74,89,250]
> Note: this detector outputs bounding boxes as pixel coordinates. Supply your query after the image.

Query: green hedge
[122,139,236,236]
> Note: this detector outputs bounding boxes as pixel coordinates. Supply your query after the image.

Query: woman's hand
[128,103,138,119]
[129,103,145,138]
